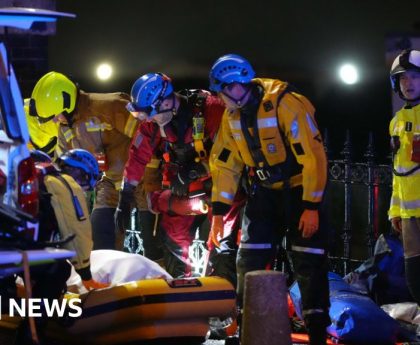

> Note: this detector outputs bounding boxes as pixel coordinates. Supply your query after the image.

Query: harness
[163,90,209,166]
[241,85,294,186]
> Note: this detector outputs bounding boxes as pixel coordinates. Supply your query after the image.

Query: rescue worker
[208,54,330,345]
[115,73,243,281]
[29,72,159,253]
[388,49,420,306]
[32,149,109,291]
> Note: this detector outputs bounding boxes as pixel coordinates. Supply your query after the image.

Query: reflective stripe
[291,119,299,139]
[257,117,277,128]
[229,120,241,130]
[85,122,102,132]
[399,199,420,210]
[393,165,420,176]
[292,245,325,255]
[63,129,74,142]
[302,308,324,316]
[229,117,277,130]
[124,116,138,137]
[312,190,324,198]
[239,243,272,249]
[391,196,420,210]
[220,191,234,201]
[306,113,318,134]
[390,196,401,206]
[85,121,112,132]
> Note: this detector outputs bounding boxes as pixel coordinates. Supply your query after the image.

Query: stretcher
[47,276,236,344]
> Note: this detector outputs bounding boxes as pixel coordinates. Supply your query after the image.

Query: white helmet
[390,49,420,92]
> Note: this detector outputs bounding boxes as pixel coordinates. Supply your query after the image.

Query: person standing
[208,54,330,345]
[388,49,420,305]
[115,73,242,281]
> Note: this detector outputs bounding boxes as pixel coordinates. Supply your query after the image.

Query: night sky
[48,0,420,161]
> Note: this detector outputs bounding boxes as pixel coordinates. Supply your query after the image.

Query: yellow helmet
[30,72,77,122]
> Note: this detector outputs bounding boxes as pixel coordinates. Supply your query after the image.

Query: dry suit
[388,102,420,304]
[210,78,330,341]
[123,91,243,280]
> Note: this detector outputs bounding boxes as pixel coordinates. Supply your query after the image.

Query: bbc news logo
[0,296,82,319]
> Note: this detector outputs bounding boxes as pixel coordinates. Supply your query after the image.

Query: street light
[338,63,359,85]
[96,63,113,81]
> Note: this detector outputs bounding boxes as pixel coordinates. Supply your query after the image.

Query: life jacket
[34,162,92,270]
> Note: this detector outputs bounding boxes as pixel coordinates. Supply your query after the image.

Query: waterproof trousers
[237,185,330,345]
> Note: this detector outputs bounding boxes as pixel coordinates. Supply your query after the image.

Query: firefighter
[32,149,109,291]
[208,54,330,345]
[388,49,420,306]
[115,73,243,281]
[29,72,160,254]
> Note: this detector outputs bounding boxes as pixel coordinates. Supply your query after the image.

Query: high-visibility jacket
[56,91,139,207]
[210,78,327,214]
[388,103,420,219]
[24,98,59,155]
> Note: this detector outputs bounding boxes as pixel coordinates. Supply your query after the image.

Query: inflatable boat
[47,276,236,344]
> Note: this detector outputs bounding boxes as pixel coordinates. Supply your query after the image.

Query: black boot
[405,255,420,305]
[305,313,329,345]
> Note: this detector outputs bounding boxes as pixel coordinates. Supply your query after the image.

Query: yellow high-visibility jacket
[388,103,420,219]
[210,78,327,211]
[24,98,59,155]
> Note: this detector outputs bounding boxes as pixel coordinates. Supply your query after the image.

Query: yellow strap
[194,139,207,162]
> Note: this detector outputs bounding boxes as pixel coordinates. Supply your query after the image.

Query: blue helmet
[209,54,255,92]
[30,149,53,163]
[126,73,174,117]
[59,149,100,190]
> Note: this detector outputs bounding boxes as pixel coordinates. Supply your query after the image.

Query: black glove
[114,183,135,233]
[171,171,192,197]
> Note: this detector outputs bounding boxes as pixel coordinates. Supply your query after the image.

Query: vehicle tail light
[18,156,39,217]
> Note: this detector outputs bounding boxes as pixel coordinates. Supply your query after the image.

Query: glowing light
[96,63,113,81]
[338,64,359,85]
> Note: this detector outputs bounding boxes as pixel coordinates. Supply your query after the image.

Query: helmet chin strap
[63,111,74,128]
[399,91,420,104]
[222,85,251,107]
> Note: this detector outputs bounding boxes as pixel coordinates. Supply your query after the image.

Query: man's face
[400,70,420,103]
[219,83,251,111]
[150,96,175,126]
